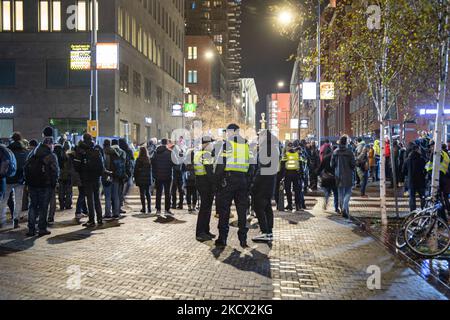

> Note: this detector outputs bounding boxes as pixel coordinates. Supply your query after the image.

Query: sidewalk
[0,191,446,300]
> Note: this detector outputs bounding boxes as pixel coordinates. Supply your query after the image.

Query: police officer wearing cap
[194,136,217,242]
[282,141,302,211]
[215,124,251,248]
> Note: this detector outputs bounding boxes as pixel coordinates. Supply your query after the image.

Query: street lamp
[205,50,214,60]
[277,10,294,26]
[278,81,285,89]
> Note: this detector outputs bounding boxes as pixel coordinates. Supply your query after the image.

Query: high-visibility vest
[426,151,450,174]
[283,152,300,171]
[224,141,250,173]
[194,150,212,176]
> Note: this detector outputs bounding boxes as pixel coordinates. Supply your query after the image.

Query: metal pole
[90,0,98,122]
[182,58,186,130]
[316,0,321,147]
[388,120,399,218]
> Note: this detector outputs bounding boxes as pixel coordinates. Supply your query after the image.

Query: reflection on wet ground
[357,217,450,298]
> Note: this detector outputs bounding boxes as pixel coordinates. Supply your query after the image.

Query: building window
[46,59,68,88]
[39,1,61,31]
[213,34,222,44]
[188,46,197,60]
[0,119,13,139]
[144,78,151,103]
[131,17,136,47]
[0,0,22,32]
[187,94,197,105]
[156,86,162,108]
[77,0,86,31]
[39,1,49,31]
[118,6,123,36]
[120,63,129,94]
[52,1,61,31]
[0,60,15,87]
[132,123,140,144]
[137,26,142,52]
[133,71,141,98]
[187,70,197,84]
[216,45,222,55]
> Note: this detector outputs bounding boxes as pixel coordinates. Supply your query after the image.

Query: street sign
[96,43,119,70]
[70,44,91,70]
[320,82,335,100]
[87,120,98,137]
[302,82,316,100]
[172,104,183,117]
[184,103,197,118]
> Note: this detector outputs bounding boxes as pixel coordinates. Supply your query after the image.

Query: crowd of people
[0,125,448,247]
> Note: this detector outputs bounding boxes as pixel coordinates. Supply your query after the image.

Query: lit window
[77,1,86,31]
[117,7,123,36]
[52,1,61,31]
[188,46,197,60]
[14,1,22,31]
[39,1,49,31]
[216,45,222,54]
[1,1,11,31]
[188,70,197,84]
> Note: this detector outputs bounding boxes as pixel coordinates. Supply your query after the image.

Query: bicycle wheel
[404,215,450,257]
[395,210,422,249]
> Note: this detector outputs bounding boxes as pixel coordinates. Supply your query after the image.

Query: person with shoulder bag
[317,145,339,213]
[134,146,152,214]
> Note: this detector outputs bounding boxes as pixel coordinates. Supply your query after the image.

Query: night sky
[240,0,297,126]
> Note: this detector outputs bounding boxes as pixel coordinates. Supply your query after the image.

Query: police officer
[215,124,250,248]
[194,136,216,242]
[282,142,302,211]
[426,144,450,216]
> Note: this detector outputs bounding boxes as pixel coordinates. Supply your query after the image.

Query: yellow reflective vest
[194,150,213,176]
[224,140,250,173]
[283,152,300,171]
[426,151,450,175]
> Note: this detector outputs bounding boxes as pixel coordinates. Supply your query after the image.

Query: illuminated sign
[320,82,335,100]
[145,117,152,124]
[172,104,183,117]
[184,103,197,118]
[302,82,317,100]
[70,44,91,70]
[96,43,119,70]
[0,106,14,114]
[419,108,450,115]
[87,120,98,138]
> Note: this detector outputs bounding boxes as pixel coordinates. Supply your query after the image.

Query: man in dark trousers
[74,133,104,227]
[215,124,251,248]
[152,139,174,217]
[403,143,427,212]
[194,136,216,242]
[252,130,279,242]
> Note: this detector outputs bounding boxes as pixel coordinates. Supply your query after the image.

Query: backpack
[24,154,46,187]
[0,145,17,178]
[125,151,134,179]
[111,152,126,180]
[83,148,104,178]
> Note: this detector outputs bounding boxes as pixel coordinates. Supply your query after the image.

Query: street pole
[431,0,450,198]
[182,58,186,130]
[316,0,321,147]
[90,0,98,123]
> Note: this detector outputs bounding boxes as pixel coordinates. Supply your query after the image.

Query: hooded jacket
[403,150,426,189]
[74,141,104,184]
[151,145,174,181]
[7,140,29,185]
[331,144,356,188]
[28,143,60,188]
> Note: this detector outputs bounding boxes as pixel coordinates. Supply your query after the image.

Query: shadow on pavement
[154,216,187,224]
[210,246,271,278]
[47,221,122,244]
[277,211,315,225]
[0,233,38,256]
[48,219,82,229]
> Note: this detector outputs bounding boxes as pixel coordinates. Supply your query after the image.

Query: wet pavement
[0,188,446,300]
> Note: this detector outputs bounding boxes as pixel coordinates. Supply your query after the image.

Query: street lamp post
[90,0,98,124]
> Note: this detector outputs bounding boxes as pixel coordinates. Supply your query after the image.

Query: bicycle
[395,197,433,249]
[403,197,450,257]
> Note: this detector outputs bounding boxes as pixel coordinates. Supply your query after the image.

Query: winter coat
[368,148,375,167]
[403,151,426,189]
[317,152,336,189]
[373,140,381,157]
[151,145,174,181]
[74,141,104,184]
[134,157,152,187]
[385,141,391,158]
[104,145,126,183]
[355,141,366,156]
[7,140,29,185]
[319,143,331,162]
[331,145,356,188]
[68,151,82,187]
[28,143,60,188]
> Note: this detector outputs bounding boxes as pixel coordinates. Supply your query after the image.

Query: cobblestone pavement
[0,190,446,300]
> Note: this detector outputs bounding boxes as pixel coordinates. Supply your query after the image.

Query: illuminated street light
[205,50,214,60]
[278,81,285,88]
[278,10,294,26]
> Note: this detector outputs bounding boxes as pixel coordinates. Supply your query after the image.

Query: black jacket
[30,143,60,188]
[151,145,174,181]
[403,151,426,189]
[7,140,28,185]
[74,141,104,184]
[134,157,152,187]
[331,145,356,188]
[317,152,336,189]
